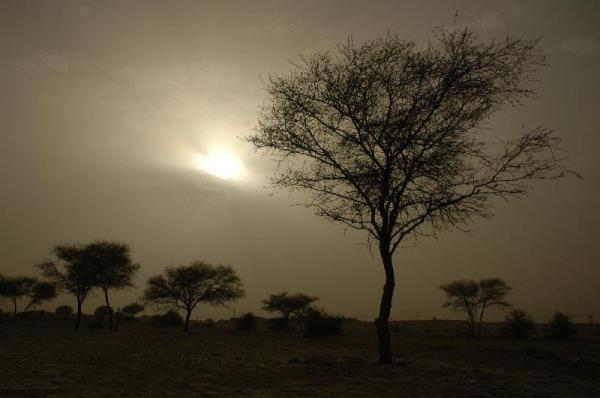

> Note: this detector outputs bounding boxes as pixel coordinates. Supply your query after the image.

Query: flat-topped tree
[38,244,96,329]
[0,275,56,318]
[143,262,244,331]
[440,278,512,337]
[84,240,139,332]
[248,27,569,363]
[262,292,318,332]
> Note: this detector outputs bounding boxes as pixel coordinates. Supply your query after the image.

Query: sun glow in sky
[196,149,244,180]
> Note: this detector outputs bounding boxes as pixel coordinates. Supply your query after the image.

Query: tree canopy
[440,278,512,337]
[143,262,244,331]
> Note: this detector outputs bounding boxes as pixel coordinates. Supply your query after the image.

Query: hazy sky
[1,0,598,322]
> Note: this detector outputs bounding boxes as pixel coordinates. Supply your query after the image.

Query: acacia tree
[440,278,511,337]
[38,244,96,329]
[262,292,318,331]
[143,262,244,332]
[0,275,56,318]
[248,28,569,363]
[85,241,139,332]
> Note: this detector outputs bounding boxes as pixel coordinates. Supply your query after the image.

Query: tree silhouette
[85,241,139,332]
[143,262,244,331]
[248,28,568,363]
[440,278,512,337]
[38,244,96,329]
[0,275,56,318]
[262,292,317,332]
[22,281,57,313]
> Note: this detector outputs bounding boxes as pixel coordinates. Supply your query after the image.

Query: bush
[267,317,287,332]
[303,309,343,338]
[504,309,535,339]
[151,310,184,327]
[202,318,215,328]
[546,312,575,339]
[235,312,256,331]
[94,305,112,321]
[55,305,73,319]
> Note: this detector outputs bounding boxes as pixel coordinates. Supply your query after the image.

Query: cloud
[560,37,599,56]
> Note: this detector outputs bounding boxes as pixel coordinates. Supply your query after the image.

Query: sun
[196,149,243,180]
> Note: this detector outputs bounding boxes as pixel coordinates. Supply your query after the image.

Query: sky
[1,0,599,322]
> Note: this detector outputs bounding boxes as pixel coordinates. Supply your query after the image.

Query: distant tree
[248,27,570,363]
[121,302,145,319]
[22,281,57,313]
[262,292,318,332]
[0,275,56,318]
[440,278,511,337]
[55,305,74,319]
[143,262,244,331]
[38,244,96,329]
[85,241,139,332]
[546,312,575,339]
[504,309,535,339]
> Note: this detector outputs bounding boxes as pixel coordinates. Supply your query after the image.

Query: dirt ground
[1,319,599,397]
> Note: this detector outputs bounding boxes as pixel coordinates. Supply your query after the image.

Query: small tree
[38,244,97,329]
[85,241,139,332]
[440,278,511,337]
[23,281,57,313]
[55,305,74,319]
[143,262,244,332]
[262,292,318,332]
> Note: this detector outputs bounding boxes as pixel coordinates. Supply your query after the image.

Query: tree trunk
[13,298,17,320]
[284,315,290,332]
[75,300,82,330]
[375,248,395,365]
[477,306,486,338]
[184,308,192,332]
[114,308,120,332]
[103,288,113,332]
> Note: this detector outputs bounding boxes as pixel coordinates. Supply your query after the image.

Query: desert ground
[1,318,599,398]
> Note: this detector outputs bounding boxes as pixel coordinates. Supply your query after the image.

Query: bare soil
[1,319,599,397]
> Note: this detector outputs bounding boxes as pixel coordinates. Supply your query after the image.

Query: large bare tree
[247,28,569,364]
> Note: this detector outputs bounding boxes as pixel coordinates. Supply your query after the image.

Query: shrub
[151,310,184,327]
[267,317,287,332]
[202,318,215,328]
[504,309,535,339]
[546,312,575,339]
[235,312,256,331]
[94,305,112,321]
[303,309,343,338]
[55,305,73,319]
